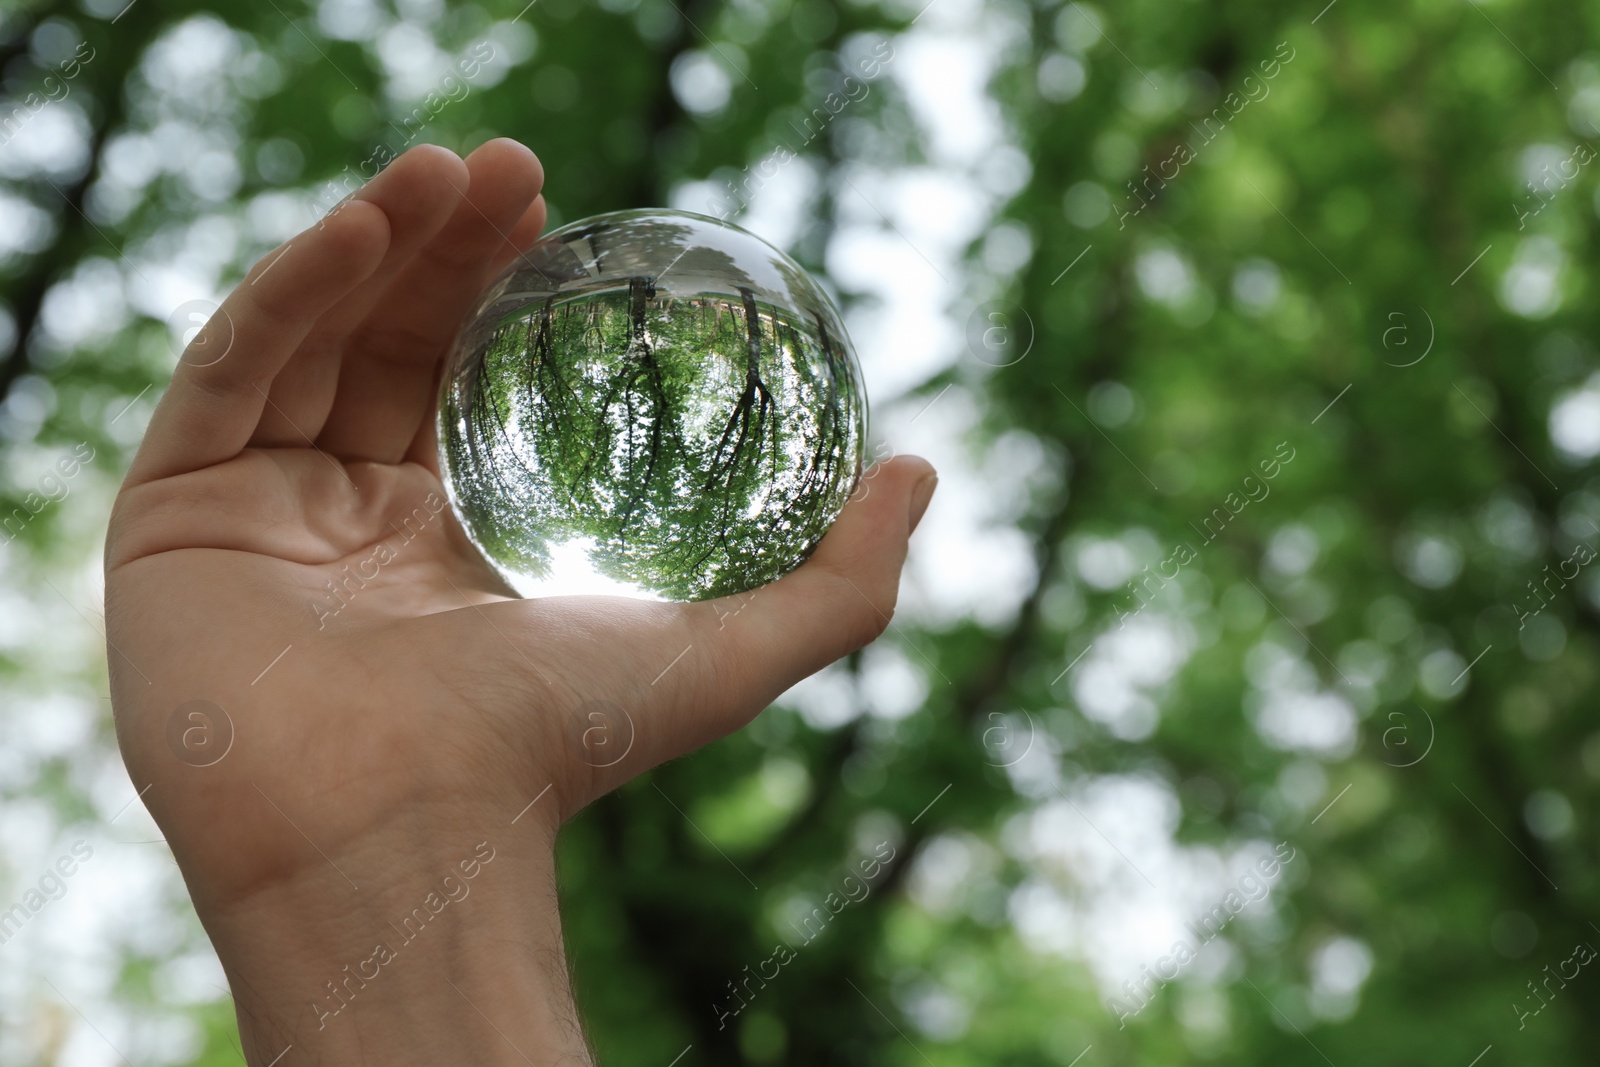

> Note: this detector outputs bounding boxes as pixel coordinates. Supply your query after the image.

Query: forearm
[203,835,592,1066]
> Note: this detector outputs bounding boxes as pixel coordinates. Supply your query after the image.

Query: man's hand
[104,139,936,1065]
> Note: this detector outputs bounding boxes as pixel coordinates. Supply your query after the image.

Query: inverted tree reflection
[444,272,862,600]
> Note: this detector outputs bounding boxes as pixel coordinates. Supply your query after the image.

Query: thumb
[665,454,938,741]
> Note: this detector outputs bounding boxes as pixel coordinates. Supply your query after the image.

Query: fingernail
[908,473,938,533]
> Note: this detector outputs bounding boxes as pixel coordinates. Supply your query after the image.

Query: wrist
[203,824,591,1066]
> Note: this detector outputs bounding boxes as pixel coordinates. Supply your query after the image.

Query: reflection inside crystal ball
[438,209,867,602]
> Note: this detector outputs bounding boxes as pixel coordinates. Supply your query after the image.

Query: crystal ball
[438,209,868,602]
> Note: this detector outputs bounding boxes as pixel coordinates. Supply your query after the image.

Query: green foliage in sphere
[439,209,867,601]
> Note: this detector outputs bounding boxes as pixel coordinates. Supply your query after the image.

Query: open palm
[103,140,934,1060]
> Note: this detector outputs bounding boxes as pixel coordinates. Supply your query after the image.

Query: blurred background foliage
[3,0,1600,1064]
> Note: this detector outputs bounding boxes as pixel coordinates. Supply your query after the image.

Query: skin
[103,139,937,1065]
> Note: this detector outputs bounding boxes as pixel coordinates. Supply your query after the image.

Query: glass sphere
[438,209,867,602]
